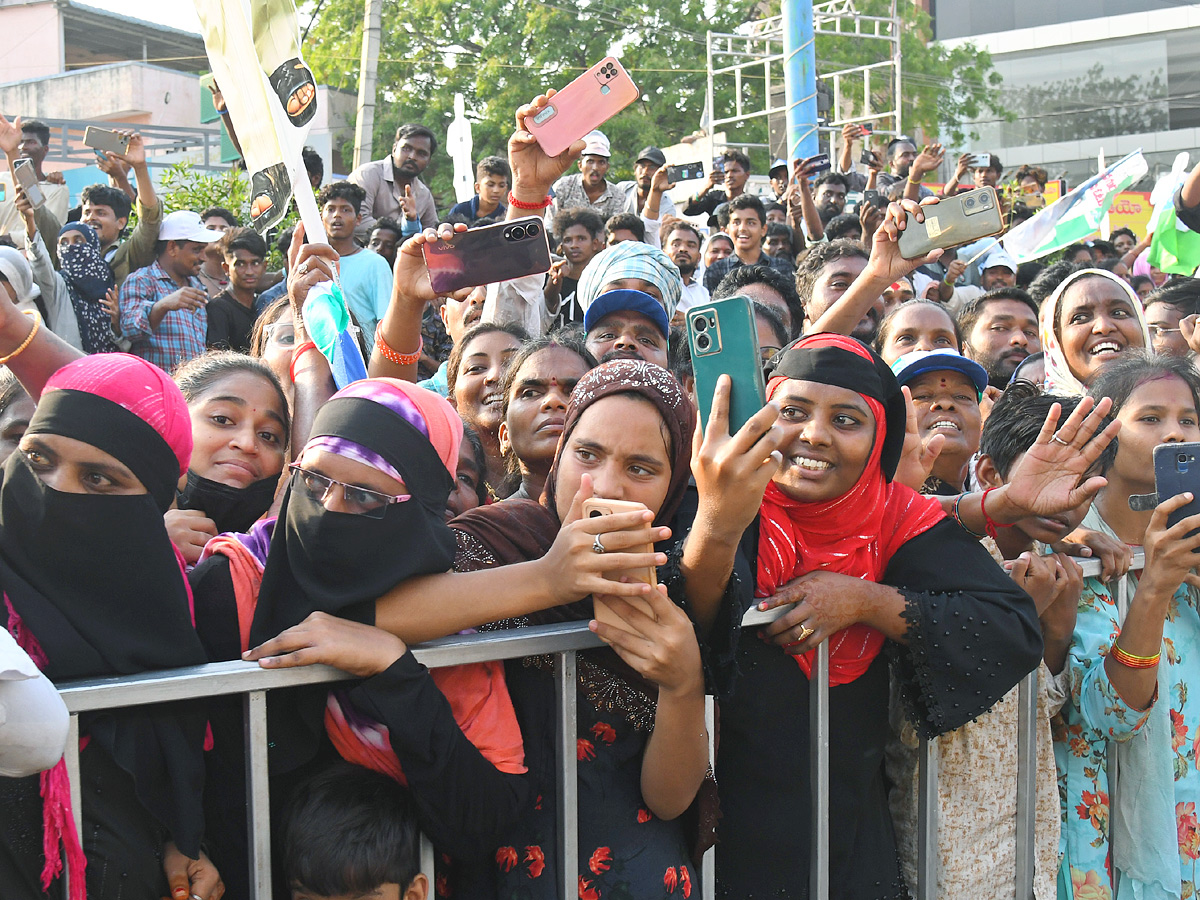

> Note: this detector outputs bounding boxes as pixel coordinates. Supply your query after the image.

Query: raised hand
[912,143,945,178]
[864,196,944,285]
[0,113,21,156]
[590,585,703,696]
[893,385,945,491]
[509,91,584,202]
[399,183,417,221]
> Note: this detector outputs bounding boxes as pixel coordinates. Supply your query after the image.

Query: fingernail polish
[758,601,768,611]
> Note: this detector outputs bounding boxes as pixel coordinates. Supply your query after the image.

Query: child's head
[475,155,511,208]
[218,227,268,293]
[976,381,1105,546]
[285,764,427,900]
[317,182,367,241]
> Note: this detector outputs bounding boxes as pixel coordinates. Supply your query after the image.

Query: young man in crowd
[206,227,267,353]
[605,213,645,246]
[544,207,605,326]
[876,135,935,200]
[796,238,879,343]
[367,218,404,270]
[939,247,1020,310]
[197,207,238,298]
[349,122,439,239]
[318,181,394,349]
[447,155,510,224]
[958,287,1042,389]
[763,222,797,264]
[703,194,793,292]
[1144,278,1200,357]
[118,210,225,370]
[545,131,626,226]
[712,263,804,340]
[0,116,70,235]
[620,146,677,222]
[683,148,751,225]
[662,220,707,316]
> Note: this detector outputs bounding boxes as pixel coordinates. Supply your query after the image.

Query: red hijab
[756,334,945,685]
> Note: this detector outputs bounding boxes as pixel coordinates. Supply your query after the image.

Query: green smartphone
[687,294,767,435]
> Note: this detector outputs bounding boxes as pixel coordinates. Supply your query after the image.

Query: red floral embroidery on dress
[590,721,617,744]
[578,738,596,761]
[588,846,612,875]
[680,866,692,898]
[664,866,678,893]
[579,874,601,899]
[524,845,545,878]
[495,845,518,872]
[435,873,449,897]
[636,807,653,823]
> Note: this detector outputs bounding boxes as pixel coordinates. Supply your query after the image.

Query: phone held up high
[1153,442,1200,544]
[525,57,639,157]
[422,216,552,294]
[582,497,657,628]
[667,161,705,183]
[83,126,131,157]
[687,295,767,436]
[12,159,43,209]
[896,187,1004,260]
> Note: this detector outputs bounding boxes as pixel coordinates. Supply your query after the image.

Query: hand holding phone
[667,161,705,183]
[83,126,131,157]
[896,188,1004,260]
[525,57,639,157]
[12,159,43,209]
[582,498,657,628]
[422,216,552,293]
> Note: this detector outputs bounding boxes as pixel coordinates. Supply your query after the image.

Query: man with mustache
[349,122,439,240]
[959,288,1042,389]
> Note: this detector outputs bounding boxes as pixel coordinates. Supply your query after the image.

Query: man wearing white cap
[545,131,627,231]
[937,246,1018,313]
[118,210,225,371]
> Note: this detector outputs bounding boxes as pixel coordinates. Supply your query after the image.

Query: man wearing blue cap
[577,241,682,369]
[891,349,989,495]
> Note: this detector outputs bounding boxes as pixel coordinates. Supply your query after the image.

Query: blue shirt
[118,259,207,371]
[447,196,507,224]
[338,248,393,351]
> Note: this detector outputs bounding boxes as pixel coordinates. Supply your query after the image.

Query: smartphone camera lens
[525,222,540,238]
[1181,454,1189,464]
[589,509,602,518]
[965,197,976,208]
[696,334,712,351]
[978,192,992,207]
[692,315,708,333]
[507,225,526,241]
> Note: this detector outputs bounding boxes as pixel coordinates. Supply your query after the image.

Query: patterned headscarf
[57,223,117,354]
[577,241,683,319]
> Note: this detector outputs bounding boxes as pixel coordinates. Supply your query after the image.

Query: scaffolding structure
[705,0,903,160]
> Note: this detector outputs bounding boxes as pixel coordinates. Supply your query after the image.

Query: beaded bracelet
[289,340,319,382]
[375,326,423,366]
[0,310,40,366]
[1110,642,1161,669]
[507,191,552,211]
[951,492,986,538]
[980,487,1014,540]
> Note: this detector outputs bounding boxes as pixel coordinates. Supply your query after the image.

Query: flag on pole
[1147,154,1200,276]
[1002,150,1148,263]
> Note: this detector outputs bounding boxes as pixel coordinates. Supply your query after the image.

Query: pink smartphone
[526,57,639,157]
[582,497,657,629]
[422,216,552,294]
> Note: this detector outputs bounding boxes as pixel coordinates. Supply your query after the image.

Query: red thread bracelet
[507,190,552,210]
[980,486,1013,539]
[375,325,423,366]
[289,340,319,382]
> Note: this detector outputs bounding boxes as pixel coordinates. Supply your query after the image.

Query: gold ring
[797,624,814,641]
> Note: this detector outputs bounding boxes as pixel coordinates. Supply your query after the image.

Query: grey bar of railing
[245,690,271,900]
[1014,668,1038,898]
[420,835,435,892]
[703,694,716,900]
[915,736,938,900]
[556,649,578,900]
[1108,570,1132,882]
[810,640,830,900]
[62,714,81,900]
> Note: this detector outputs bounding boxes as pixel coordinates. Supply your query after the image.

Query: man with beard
[958,288,1041,389]
[813,172,849,224]
[545,131,626,227]
[349,122,439,239]
[877,136,934,200]
[545,208,605,326]
[620,146,677,222]
[662,220,708,315]
[795,239,880,343]
[576,241,682,369]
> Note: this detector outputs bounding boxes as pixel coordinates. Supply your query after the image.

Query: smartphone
[859,123,874,135]
[667,161,705,183]
[1154,443,1200,543]
[807,153,831,174]
[83,126,130,157]
[526,57,639,157]
[12,159,43,209]
[713,156,725,174]
[862,189,887,211]
[423,216,552,294]
[970,152,992,168]
[897,187,1004,260]
[582,497,657,628]
[860,149,878,167]
[688,295,767,436]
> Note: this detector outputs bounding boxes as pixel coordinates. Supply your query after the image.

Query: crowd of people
[1,86,1200,900]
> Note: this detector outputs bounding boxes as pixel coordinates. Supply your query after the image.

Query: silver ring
[296,262,309,276]
[191,894,204,900]
[1051,435,1070,446]
[592,534,606,554]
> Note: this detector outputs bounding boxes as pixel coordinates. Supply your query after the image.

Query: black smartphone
[712,155,725,174]
[860,149,878,167]
[807,153,831,174]
[862,189,887,211]
[1154,442,1200,541]
[423,216,552,294]
[668,161,705,182]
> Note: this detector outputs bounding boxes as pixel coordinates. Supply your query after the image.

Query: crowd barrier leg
[555,649,578,900]
[702,694,716,900]
[245,690,272,900]
[915,736,938,900]
[1014,668,1038,899]
[810,641,830,900]
[63,714,81,900]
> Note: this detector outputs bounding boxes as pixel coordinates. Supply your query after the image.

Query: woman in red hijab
[685,333,1044,899]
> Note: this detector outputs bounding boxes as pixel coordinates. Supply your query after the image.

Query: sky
[83,0,203,35]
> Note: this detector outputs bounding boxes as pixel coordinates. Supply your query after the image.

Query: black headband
[308,397,454,512]
[26,388,180,511]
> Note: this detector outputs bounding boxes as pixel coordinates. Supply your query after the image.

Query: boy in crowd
[544,208,605,326]
[318,181,394,350]
[605,213,645,246]
[284,764,428,900]
[447,156,510,224]
[207,227,267,353]
[703,194,794,291]
[368,218,405,269]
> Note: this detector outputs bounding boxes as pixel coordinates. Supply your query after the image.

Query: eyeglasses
[264,322,295,346]
[1148,325,1181,338]
[288,464,410,518]
[760,345,782,362]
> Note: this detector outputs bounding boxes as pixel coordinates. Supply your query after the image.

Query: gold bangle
[0,310,40,366]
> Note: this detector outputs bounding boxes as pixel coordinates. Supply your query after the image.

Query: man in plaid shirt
[119,211,226,371]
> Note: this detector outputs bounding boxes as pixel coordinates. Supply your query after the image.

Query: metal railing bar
[703,694,716,900]
[915,737,938,900]
[810,640,830,900]
[245,690,272,900]
[1013,668,1038,897]
[555,650,579,900]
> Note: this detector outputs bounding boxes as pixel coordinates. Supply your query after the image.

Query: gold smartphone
[582,497,657,628]
[897,187,1004,259]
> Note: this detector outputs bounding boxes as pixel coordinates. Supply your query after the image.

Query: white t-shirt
[0,627,69,777]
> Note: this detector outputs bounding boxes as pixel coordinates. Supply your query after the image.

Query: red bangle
[1110,642,1161,669]
[980,486,1013,539]
[375,325,422,366]
[507,190,552,210]
[289,340,319,382]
